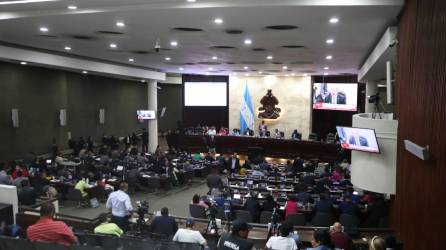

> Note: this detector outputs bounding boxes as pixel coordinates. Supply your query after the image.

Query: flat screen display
[184,82,227,106]
[336,126,380,153]
[313,83,358,111]
[137,110,156,120]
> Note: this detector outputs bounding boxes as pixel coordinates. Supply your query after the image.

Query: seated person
[285,160,294,174]
[330,167,344,182]
[265,220,298,250]
[191,194,209,209]
[13,170,29,190]
[274,129,281,139]
[307,229,332,250]
[261,194,278,212]
[74,175,90,198]
[330,222,352,250]
[291,129,302,140]
[284,195,299,220]
[94,215,123,237]
[18,179,38,206]
[313,193,335,215]
[338,195,360,216]
[149,207,178,237]
[11,163,29,180]
[244,192,261,222]
[296,186,312,204]
[173,219,207,246]
[27,203,77,246]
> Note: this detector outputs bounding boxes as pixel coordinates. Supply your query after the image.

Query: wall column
[365,81,378,113]
[147,80,158,153]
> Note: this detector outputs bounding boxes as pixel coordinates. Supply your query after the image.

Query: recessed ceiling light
[324,72,329,75]
[285,74,290,77]
[329,17,339,24]
[109,43,117,48]
[67,5,77,10]
[116,21,125,28]
[266,56,273,60]
[140,79,146,83]
[187,0,196,2]
[20,61,27,65]
[128,58,134,62]
[208,67,213,70]
[244,39,252,45]
[170,41,178,47]
[212,56,218,60]
[324,66,329,70]
[245,73,250,76]
[243,66,249,70]
[258,71,263,74]
[303,73,308,76]
[165,57,171,61]
[291,73,296,76]
[205,72,210,75]
[214,18,224,24]
[39,27,49,32]
[282,66,288,70]
[64,46,71,51]
[179,67,184,71]
[326,55,333,60]
[82,70,88,74]
[326,39,334,44]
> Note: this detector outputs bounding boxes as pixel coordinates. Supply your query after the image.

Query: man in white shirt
[106,182,133,232]
[265,221,298,250]
[173,219,207,246]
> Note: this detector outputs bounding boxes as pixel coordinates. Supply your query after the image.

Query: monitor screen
[313,83,358,111]
[116,165,124,171]
[233,194,241,199]
[137,110,156,120]
[184,82,227,106]
[336,126,380,153]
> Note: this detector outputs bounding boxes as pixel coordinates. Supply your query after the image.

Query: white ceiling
[0,0,404,77]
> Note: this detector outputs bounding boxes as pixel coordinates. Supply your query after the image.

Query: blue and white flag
[240,84,255,134]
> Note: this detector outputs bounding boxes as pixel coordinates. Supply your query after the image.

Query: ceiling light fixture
[214,18,224,24]
[324,66,329,70]
[285,74,290,77]
[82,70,88,74]
[244,39,252,45]
[244,66,249,70]
[303,73,308,76]
[64,46,71,51]
[128,58,134,62]
[179,67,184,71]
[324,72,329,75]
[67,5,77,10]
[109,43,117,48]
[206,72,210,75]
[267,55,273,60]
[245,73,250,76]
[258,71,263,74]
[20,61,27,65]
[116,21,125,27]
[39,27,49,32]
[282,66,288,70]
[291,73,296,76]
[186,0,196,2]
[208,67,213,70]
[170,41,178,47]
[140,79,146,83]
[329,17,339,24]
[165,57,171,61]
[326,55,333,60]
[212,56,218,60]
[326,39,334,44]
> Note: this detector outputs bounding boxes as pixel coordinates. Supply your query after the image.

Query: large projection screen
[184,82,227,106]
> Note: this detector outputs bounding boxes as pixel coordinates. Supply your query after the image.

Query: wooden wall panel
[392,0,446,249]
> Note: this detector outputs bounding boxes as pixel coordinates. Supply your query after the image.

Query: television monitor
[313,83,358,111]
[336,126,380,153]
[184,82,227,106]
[233,194,241,200]
[137,110,156,120]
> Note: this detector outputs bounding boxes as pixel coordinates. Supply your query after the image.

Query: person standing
[217,220,253,250]
[142,128,149,153]
[258,121,267,137]
[106,182,133,232]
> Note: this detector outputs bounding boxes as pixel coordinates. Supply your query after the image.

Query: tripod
[267,207,280,239]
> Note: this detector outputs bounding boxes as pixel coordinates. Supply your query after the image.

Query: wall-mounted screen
[137,110,156,120]
[184,82,227,106]
[336,126,380,153]
[313,83,358,111]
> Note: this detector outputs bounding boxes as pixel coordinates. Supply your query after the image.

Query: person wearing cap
[217,219,254,250]
[172,219,207,246]
[265,220,298,250]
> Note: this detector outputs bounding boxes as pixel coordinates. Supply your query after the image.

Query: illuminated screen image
[137,110,156,120]
[313,83,358,111]
[184,82,227,106]
[336,126,380,153]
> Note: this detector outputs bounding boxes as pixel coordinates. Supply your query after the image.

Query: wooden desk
[169,134,340,161]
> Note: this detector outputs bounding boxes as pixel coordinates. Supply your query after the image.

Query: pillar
[147,80,158,153]
[365,81,378,113]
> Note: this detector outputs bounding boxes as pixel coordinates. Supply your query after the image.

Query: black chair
[176,242,203,250]
[235,210,253,223]
[97,234,120,250]
[147,177,161,192]
[326,133,336,143]
[312,212,334,227]
[66,188,85,207]
[0,236,36,250]
[216,206,229,221]
[72,246,104,250]
[259,211,273,224]
[35,242,70,250]
[287,213,306,226]
[76,233,100,246]
[121,238,153,250]
[339,214,360,235]
[189,204,207,219]
[308,133,318,141]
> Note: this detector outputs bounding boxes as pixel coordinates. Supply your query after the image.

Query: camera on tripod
[136,200,149,225]
[368,93,380,104]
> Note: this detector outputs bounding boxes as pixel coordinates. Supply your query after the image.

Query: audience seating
[308,133,318,141]
[259,211,273,224]
[235,210,253,223]
[312,212,334,227]
[147,177,161,192]
[35,242,70,250]
[339,214,360,235]
[286,213,306,226]
[0,236,35,250]
[66,188,85,207]
[189,204,207,219]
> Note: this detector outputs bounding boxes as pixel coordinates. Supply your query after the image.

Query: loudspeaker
[11,109,19,128]
[59,109,67,126]
[99,108,105,124]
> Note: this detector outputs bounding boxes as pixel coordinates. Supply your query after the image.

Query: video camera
[136,201,149,226]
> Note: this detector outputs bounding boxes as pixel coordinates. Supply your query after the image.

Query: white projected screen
[184,82,227,106]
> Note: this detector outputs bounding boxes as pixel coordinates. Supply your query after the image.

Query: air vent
[96,31,125,35]
[198,62,222,65]
[265,25,298,30]
[69,35,98,40]
[131,50,150,54]
[37,34,58,39]
[241,61,264,65]
[252,48,266,51]
[281,45,305,49]
[210,46,237,49]
[172,27,204,32]
[225,29,244,34]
